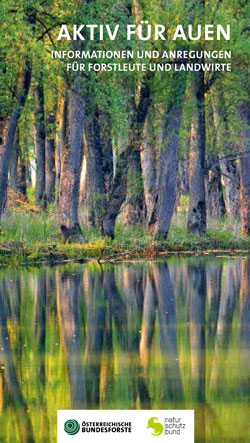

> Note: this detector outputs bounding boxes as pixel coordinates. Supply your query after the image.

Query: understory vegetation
[1,195,249,266]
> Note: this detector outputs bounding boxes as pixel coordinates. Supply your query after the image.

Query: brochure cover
[0,0,249,442]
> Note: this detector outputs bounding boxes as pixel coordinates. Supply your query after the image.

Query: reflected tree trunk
[0,292,34,442]
[188,263,206,403]
[152,263,184,402]
[187,263,206,443]
[238,260,250,396]
[57,269,86,408]
[210,262,238,393]
[206,264,222,347]
[140,269,156,370]
[34,271,50,441]
[84,272,106,408]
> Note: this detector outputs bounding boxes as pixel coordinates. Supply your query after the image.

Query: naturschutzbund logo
[147,417,164,436]
[64,419,80,435]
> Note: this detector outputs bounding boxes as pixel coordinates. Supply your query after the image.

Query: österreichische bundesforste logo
[64,419,80,435]
[147,417,164,436]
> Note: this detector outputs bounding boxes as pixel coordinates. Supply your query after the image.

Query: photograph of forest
[0,0,250,441]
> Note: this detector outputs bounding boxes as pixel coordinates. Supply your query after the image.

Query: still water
[0,256,250,442]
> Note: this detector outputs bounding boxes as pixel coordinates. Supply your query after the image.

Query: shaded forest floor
[0,194,250,266]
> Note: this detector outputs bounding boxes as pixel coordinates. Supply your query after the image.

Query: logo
[64,419,80,436]
[147,417,164,436]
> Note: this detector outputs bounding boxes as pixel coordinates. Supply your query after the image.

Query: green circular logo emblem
[147,417,164,436]
[64,419,80,435]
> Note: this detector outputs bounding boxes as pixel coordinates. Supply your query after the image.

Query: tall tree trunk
[148,73,186,239]
[211,87,240,220]
[140,114,156,223]
[176,156,189,203]
[17,150,27,199]
[102,79,151,238]
[56,91,67,190]
[81,108,106,228]
[34,72,46,207]
[45,110,56,203]
[148,104,183,238]
[8,129,27,199]
[187,72,206,234]
[57,80,84,243]
[206,157,225,218]
[238,102,250,234]
[122,148,144,227]
[0,60,31,217]
[220,158,240,219]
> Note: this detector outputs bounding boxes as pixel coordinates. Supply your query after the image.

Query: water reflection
[0,257,250,442]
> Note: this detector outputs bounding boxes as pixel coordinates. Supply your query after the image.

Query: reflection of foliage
[0,259,250,441]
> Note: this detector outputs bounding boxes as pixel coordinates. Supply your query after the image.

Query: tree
[34,72,46,207]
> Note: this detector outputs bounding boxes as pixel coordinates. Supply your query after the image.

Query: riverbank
[0,208,250,266]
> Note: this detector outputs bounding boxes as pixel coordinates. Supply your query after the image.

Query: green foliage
[0,205,249,266]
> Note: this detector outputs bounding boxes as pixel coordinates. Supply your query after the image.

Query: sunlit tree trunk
[56,90,67,190]
[34,72,46,207]
[81,108,106,228]
[140,114,156,223]
[57,80,84,242]
[45,110,56,203]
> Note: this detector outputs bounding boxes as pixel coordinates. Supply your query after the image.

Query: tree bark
[8,134,18,190]
[211,87,240,220]
[102,79,151,237]
[56,91,67,191]
[148,72,186,239]
[140,114,156,223]
[148,104,183,238]
[34,72,46,207]
[206,158,225,218]
[45,110,56,203]
[176,156,189,203]
[0,61,31,217]
[187,72,206,234]
[8,129,27,199]
[57,79,84,243]
[238,102,250,234]
[81,108,106,228]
